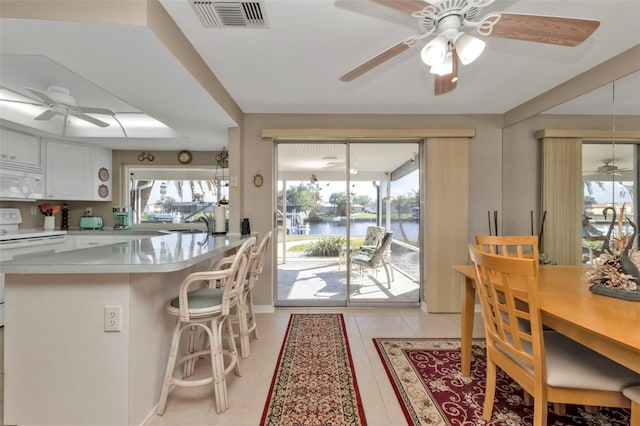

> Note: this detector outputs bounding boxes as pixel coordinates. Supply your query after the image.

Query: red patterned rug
[374,338,631,426]
[261,314,367,425]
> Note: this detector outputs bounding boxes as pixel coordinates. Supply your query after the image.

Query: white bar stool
[157,237,256,415]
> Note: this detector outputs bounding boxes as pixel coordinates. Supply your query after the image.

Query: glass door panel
[276,143,348,305]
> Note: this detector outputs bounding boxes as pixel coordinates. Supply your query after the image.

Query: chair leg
[210,318,228,414]
[157,320,183,415]
[483,357,497,420]
[246,290,259,339]
[382,262,392,289]
[224,317,242,376]
[236,300,251,359]
[183,325,198,377]
[552,403,566,416]
[533,388,549,426]
[631,398,640,426]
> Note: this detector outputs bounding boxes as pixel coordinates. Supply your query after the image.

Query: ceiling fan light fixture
[429,55,453,76]
[420,35,448,66]
[455,33,486,65]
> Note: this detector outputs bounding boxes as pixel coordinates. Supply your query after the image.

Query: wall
[240,113,503,309]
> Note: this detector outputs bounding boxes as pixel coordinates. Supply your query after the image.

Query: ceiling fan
[1,85,115,127]
[595,159,630,176]
[340,0,600,95]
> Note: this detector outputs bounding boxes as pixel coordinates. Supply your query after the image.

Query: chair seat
[167,288,225,317]
[502,331,640,391]
[544,332,640,391]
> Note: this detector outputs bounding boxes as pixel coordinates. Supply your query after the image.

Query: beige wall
[241,113,503,309]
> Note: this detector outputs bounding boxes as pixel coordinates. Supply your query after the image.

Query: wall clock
[98,184,109,198]
[98,167,110,182]
[177,150,193,164]
[253,174,264,187]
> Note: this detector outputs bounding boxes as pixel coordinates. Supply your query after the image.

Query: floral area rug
[261,314,367,425]
[373,338,631,426]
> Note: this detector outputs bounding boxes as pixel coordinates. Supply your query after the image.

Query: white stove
[0,208,68,327]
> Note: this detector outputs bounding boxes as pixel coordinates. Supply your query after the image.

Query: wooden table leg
[460,276,476,376]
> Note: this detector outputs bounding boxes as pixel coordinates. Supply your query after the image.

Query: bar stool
[157,237,256,415]
[624,386,640,426]
[238,231,272,358]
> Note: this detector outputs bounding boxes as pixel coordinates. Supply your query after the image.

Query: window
[126,166,228,225]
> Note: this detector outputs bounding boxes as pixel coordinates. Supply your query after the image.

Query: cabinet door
[1,129,41,166]
[45,141,92,200]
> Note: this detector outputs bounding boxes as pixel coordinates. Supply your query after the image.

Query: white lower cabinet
[45,139,112,201]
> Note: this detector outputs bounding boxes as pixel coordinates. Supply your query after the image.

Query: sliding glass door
[275,141,421,306]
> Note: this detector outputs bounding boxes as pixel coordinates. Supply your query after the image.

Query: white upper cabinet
[0,128,42,168]
[45,139,112,201]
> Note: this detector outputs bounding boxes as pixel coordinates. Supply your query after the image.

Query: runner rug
[261,314,367,425]
[374,338,631,426]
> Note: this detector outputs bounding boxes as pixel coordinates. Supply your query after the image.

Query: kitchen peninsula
[1,231,252,426]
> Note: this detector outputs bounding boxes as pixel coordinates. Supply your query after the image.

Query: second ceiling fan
[340,0,600,95]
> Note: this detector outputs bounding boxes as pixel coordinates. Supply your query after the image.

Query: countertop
[0,231,250,274]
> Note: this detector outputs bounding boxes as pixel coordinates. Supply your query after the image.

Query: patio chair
[351,231,394,288]
[361,226,385,250]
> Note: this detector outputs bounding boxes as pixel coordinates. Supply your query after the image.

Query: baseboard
[254,304,275,314]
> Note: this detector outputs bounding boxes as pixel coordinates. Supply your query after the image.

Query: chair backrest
[247,231,272,290]
[370,231,394,266]
[221,237,256,309]
[362,226,385,248]
[468,245,544,382]
[475,235,539,262]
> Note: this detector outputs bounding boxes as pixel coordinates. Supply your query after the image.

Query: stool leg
[183,325,198,377]
[247,290,259,339]
[157,320,183,415]
[210,317,228,414]
[236,300,250,359]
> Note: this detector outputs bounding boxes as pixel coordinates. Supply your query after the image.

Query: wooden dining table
[453,264,640,376]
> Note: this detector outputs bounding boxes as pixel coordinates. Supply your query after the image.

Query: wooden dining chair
[624,386,640,426]
[468,245,640,425]
[475,235,539,262]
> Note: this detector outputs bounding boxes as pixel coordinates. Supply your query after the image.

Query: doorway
[275,141,421,306]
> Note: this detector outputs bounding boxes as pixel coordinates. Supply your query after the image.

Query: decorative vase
[44,216,55,231]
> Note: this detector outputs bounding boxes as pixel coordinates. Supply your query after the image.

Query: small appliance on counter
[112,206,132,230]
[79,216,103,230]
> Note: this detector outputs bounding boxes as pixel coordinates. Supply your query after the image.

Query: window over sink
[125,165,228,226]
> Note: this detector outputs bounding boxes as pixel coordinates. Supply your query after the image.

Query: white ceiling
[0,0,639,153]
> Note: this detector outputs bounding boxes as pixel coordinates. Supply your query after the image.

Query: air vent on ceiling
[190,1,267,28]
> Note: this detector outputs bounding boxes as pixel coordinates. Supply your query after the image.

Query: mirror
[543,71,640,263]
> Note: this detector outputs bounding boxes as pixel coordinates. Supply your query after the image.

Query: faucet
[199,215,212,235]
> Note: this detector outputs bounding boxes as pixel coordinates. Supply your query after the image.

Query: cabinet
[45,139,112,201]
[0,128,42,167]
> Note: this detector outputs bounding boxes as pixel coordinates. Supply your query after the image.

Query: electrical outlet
[104,306,122,332]
[85,207,92,216]
[30,206,38,216]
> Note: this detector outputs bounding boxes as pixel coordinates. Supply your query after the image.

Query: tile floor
[144,308,486,426]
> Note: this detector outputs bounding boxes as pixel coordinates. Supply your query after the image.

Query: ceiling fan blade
[479,13,600,46]
[434,50,458,96]
[371,0,434,15]
[340,35,420,82]
[70,112,110,127]
[25,87,58,105]
[0,98,42,107]
[77,106,115,116]
[34,110,57,121]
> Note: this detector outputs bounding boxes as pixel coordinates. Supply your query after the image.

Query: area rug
[261,314,367,425]
[373,338,631,426]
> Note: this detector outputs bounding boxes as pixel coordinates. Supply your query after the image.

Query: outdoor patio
[276,244,420,303]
